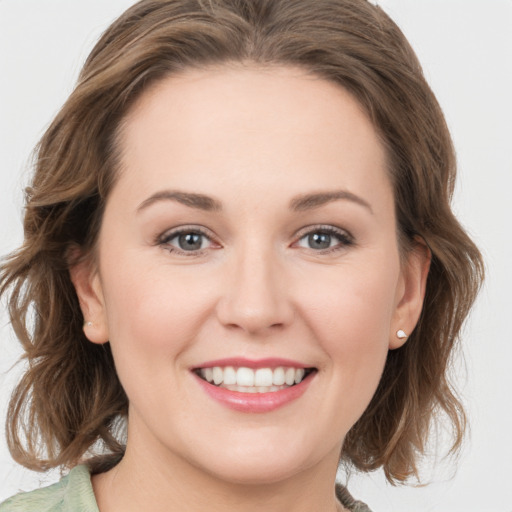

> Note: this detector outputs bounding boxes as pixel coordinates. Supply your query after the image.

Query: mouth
[194,365,317,394]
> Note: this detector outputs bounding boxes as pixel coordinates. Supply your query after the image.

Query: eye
[295,226,353,252]
[174,232,207,251]
[158,227,216,255]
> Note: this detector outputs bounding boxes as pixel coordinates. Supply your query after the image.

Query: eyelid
[158,225,214,243]
[294,224,353,240]
[292,224,355,252]
[155,223,354,257]
[157,225,221,256]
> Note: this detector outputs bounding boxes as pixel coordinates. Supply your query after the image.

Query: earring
[396,329,408,339]
[84,321,93,328]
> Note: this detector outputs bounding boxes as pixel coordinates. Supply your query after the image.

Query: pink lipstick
[191,357,316,413]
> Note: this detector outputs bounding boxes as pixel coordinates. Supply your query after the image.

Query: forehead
[114,65,391,214]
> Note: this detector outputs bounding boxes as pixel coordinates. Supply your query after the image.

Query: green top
[0,466,99,512]
[0,465,372,512]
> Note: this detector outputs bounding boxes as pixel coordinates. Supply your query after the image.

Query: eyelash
[157,226,216,257]
[294,225,355,254]
[157,224,354,257]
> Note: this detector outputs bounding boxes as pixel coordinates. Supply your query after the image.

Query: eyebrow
[137,190,222,212]
[137,189,373,214]
[289,190,373,214]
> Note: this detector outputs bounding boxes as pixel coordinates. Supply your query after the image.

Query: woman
[0,0,483,510]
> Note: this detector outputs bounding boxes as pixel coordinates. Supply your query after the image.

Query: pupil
[309,232,331,249]
[179,233,202,250]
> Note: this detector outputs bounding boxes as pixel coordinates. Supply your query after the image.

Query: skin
[71,65,430,512]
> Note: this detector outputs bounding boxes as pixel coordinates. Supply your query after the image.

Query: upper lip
[191,357,314,370]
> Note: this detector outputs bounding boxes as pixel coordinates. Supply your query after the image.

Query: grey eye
[296,227,353,252]
[307,232,332,250]
[176,232,205,251]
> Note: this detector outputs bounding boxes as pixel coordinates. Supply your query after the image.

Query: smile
[195,366,314,393]
[192,359,317,413]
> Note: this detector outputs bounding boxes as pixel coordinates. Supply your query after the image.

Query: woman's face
[75,66,426,485]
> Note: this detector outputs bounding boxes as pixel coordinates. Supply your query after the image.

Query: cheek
[297,255,400,415]
[99,262,221,418]
[100,255,215,364]
[302,261,398,347]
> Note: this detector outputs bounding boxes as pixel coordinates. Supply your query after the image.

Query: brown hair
[0,0,483,483]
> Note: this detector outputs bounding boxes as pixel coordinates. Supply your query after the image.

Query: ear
[69,253,110,345]
[389,237,431,350]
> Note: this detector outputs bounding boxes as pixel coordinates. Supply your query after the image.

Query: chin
[184,433,332,487]
[201,457,312,487]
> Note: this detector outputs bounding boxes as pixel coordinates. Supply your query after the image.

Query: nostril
[217,306,293,335]
[214,268,294,334]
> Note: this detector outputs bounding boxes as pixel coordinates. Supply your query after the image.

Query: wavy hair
[0,0,483,483]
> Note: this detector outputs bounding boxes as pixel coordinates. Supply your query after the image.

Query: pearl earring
[396,329,408,339]
[84,321,93,328]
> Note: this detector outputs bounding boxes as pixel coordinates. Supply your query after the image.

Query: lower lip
[193,372,315,413]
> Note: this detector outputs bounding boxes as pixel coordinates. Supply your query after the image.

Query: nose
[215,243,294,336]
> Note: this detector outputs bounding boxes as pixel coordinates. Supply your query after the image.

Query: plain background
[0,1,511,510]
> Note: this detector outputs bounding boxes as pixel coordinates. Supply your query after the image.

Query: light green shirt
[0,464,371,512]
[0,466,98,512]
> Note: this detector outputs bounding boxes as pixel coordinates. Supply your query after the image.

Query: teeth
[223,366,237,385]
[203,367,213,383]
[237,367,254,386]
[255,368,273,387]
[224,384,289,393]
[273,367,285,385]
[212,367,223,385]
[199,366,310,391]
[294,368,305,384]
[285,367,295,385]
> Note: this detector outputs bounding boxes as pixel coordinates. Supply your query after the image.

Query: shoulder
[0,465,99,512]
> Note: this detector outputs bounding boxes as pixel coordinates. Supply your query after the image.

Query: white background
[0,1,511,510]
